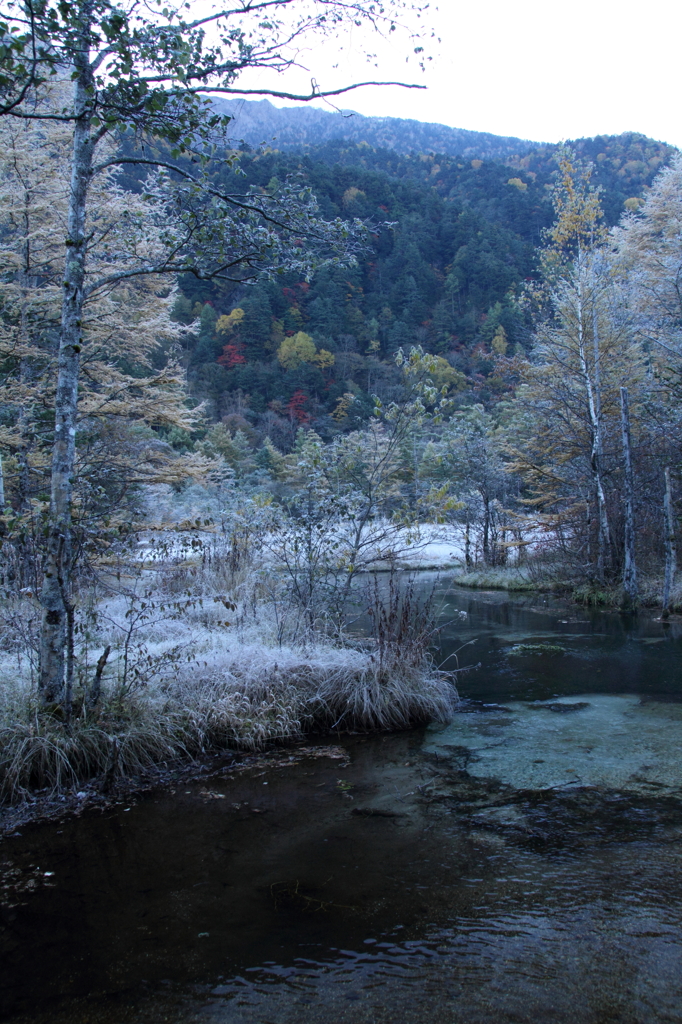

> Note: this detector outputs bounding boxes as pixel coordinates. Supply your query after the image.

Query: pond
[2,580,682,1024]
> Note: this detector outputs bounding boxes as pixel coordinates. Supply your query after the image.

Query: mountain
[213,97,537,162]
[163,112,677,444]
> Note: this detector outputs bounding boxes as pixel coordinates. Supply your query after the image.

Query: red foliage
[286,389,310,423]
[282,282,310,304]
[217,342,246,368]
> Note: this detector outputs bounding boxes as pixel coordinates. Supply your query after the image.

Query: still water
[2,581,682,1023]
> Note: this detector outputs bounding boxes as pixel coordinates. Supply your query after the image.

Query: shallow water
[2,583,682,1023]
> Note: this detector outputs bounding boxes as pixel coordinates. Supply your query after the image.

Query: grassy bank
[571,575,682,611]
[452,563,681,613]
[452,567,550,592]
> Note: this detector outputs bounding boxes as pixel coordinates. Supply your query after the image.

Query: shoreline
[2,565,677,835]
[0,738,352,839]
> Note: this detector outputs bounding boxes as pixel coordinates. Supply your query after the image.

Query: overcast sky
[230,0,682,147]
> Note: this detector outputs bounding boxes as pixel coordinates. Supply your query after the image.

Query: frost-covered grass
[0,558,458,802]
[453,563,682,610]
[453,566,542,591]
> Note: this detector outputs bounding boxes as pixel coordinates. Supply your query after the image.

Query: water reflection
[432,581,682,703]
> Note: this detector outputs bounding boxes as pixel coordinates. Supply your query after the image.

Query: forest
[169,130,676,437]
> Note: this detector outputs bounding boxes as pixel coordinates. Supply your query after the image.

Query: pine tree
[255,437,286,481]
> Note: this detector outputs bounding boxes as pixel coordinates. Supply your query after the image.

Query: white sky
[227,0,682,147]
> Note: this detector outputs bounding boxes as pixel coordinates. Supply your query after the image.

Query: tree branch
[199,80,427,101]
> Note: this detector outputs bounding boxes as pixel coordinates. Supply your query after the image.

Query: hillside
[163,128,675,452]
[509,132,678,223]
[214,97,537,162]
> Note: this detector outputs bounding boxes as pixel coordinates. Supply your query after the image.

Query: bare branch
[196,81,427,101]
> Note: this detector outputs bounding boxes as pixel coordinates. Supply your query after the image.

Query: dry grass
[0,564,458,801]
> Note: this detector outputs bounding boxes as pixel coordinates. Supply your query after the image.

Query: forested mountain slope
[169,131,677,450]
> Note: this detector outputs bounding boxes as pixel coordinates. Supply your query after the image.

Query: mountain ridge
[212,97,539,162]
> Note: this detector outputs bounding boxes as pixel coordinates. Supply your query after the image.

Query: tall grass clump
[316,571,459,732]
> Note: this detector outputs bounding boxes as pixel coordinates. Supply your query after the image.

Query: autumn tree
[0,101,209,589]
[277,332,335,370]
[506,151,650,588]
[613,154,682,362]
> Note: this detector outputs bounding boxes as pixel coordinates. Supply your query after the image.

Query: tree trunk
[464,519,471,569]
[482,495,491,566]
[576,254,611,580]
[662,467,676,618]
[619,387,638,611]
[38,43,94,706]
[87,645,111,710]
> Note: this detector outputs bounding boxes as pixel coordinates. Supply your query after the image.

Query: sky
[226,0,682,147]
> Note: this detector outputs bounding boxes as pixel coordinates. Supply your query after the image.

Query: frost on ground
[0,529,459,801]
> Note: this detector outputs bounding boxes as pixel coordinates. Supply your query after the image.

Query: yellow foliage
[427,356,465,391]
[277,331,317,368]
[492,325,508,355]
[312,348,335,369]
[277,332,335,371]
[471,159,483,170]
[548,150,606,254]
[331,392,357,422]
[507,177,527,191]
[216,308,245,334]
[342,187,366,209]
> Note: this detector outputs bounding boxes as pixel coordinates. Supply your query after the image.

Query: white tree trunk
[619,387,638,610]
[576,255,611,580]
[662,467,676,618]
[38,42,93,705]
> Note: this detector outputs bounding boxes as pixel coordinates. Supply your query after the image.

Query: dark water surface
[2,582,682,1023]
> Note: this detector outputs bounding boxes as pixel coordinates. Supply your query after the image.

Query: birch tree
[542,151,614,578]
[503,153,650,582]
